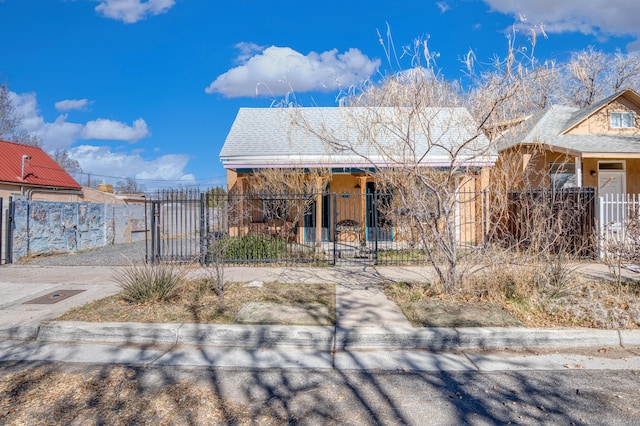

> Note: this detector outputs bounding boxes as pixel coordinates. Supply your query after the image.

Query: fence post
[199,192,206,266]
[372,190,378,265]
[6,196,14,264]
[598,195,605,260]
[150,201,161,264]
[0,198,3,265]
[332,193,337,266]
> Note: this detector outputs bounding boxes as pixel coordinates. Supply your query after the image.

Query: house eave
[0,180,82,191]
[221,155,497,170]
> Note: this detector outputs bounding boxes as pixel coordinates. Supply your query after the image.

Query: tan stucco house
[497,89,640,197]
[219,106,495,245]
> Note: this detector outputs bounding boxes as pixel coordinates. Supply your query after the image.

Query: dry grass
[384,263,640,329]
[0,363,275,425]
[58,281,336,325]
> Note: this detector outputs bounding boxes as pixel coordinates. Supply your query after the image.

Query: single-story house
[220,106,495,245]
[496,89,640,197]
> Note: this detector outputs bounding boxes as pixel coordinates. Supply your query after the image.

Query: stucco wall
[569,98,640,135]
[10,199,147,260]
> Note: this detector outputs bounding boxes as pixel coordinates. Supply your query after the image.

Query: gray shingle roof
[220,107,495,169]
[498,94,640,155]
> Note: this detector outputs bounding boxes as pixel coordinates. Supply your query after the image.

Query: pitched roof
[561,89,640,134]
[220,106,495,169]
[0,140,81,189]
[497,89,640,155]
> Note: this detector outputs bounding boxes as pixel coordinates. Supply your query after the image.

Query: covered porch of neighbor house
[498,145,640,196]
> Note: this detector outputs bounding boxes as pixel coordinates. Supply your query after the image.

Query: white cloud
[55,99,92,112]
[95,0,175,24]
[8,90,150,148]
[483,0,640,48]
[205,45,380,97]
[70,145,195,187]
[7,89,192,188]
[9,92,83,150]
[436,2,450,13]
[233,42,265,64]
[82,118,150,142]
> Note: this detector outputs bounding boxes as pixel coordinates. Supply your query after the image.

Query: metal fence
[145,188,495,266]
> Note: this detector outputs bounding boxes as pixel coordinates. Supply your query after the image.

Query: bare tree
[244,168,331,241]
[115,177,146,194]
[0,84,42,147]
[50,149,82,174]
[290,29,563,291]
[555,48,640,108]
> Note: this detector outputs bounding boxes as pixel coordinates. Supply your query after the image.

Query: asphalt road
[1,361,638,425]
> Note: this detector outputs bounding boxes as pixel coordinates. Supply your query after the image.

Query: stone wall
[10,198,147,260]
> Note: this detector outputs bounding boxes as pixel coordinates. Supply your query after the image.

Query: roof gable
[0,140,81,189]
[497,90,640,155]
[561,89,640,135]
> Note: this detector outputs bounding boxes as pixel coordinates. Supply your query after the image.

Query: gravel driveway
[18,241,147,266]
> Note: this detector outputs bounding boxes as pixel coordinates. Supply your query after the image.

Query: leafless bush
[601,208,640,288]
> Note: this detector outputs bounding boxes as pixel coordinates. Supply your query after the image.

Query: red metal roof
[0,140,81,189]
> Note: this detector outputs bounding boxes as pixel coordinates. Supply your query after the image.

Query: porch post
[359,176,367,243]
[575,157,582,188]
[237,176,245,236]
[315,176,324,246]
[315,192,322,246]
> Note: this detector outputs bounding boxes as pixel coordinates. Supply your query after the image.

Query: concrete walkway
[1,263,640,372]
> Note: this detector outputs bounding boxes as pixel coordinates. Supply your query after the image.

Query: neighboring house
[220,107,495,245]
[497,89,640,197]
[0,140,146,204]
[0,140,82,201]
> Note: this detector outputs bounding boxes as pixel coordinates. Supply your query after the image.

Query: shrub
[213,234,287,261]
[113,262,186,304]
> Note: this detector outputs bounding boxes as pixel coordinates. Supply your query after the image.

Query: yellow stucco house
[497,89,640,196]
[219,106,495,246]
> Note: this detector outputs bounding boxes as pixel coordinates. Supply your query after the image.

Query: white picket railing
[598,193,640,259]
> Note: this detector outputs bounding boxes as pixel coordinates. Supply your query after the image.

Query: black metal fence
[145,187,598,266]
[0,197,15,265]
[145,188,494,266]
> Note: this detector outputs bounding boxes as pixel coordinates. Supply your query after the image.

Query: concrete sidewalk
[1,263,640,369]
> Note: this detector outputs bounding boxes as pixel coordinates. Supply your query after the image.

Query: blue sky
[1,0,639,190]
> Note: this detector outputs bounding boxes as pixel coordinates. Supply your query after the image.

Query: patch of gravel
[18,241,147,266]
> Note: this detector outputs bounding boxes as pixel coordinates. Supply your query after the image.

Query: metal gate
[146,189,212,264]
[145,189,436,266]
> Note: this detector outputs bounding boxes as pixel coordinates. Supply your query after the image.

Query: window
[598,161,625,171]
[550,163,576,190]
[610,111,635,129]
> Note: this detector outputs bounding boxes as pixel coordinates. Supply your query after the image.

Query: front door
[598,163,626,228]
[598,171,625,198]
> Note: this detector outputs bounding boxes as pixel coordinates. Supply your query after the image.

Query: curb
[335,327,624,350]
[1,322,639,351]
[177,324,334,349]
[29,321,335,349]
[0,325,39,341]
